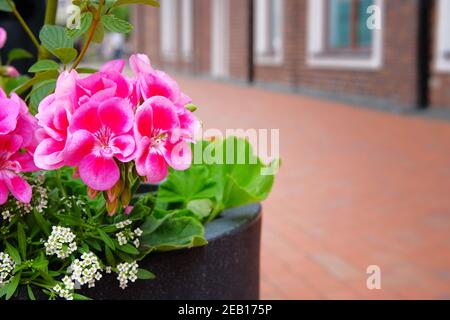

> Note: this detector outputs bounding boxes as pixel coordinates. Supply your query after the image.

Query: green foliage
[28,59,60,73]
[66,12,93,39]
[7,48,33,64]
[113,0,160,8]
[158,137,277,222]
[102,14,133,34]
[0,0,12,12]
[39,25,77,64]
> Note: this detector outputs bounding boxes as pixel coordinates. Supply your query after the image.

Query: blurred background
[3,0,450,299]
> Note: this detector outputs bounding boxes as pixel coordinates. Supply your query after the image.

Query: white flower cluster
[116,219,132,229]
[1,175,48,222]
[0,252,15,287]
[116,227,143,248]
[44,226,77,259]
[53,276,75,300]
[117,261,139,289]
[69,252,103,288]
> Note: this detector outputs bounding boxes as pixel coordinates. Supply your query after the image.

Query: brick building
[131,0,450,110]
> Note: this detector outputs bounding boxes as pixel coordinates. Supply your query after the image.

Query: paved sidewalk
[177,76,450,300]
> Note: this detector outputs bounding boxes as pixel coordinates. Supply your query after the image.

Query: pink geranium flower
[64,97,135,191]
[0,27,6,49]
[134,96,191,183]
[34,71,78,170]
[0,135,33,204]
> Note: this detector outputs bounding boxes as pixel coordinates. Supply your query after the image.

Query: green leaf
[158,165,217,204]
[5,273,20,300]
[136,268,155,280]
[76,67,98,74]
[102,14,133,34]
[32,255,49,271]
[33,208,51,237]
[66,12,93,38]
[113,0,159,8]
[73,293,92,300]
[0,0,13,12]
[5,241,21,264]
[92,21,105,43]
[27,285,36,300]
[39,25,74,52]
[186,103,197,112]
[7,48,33,64]
[186,199,214,220]
[28,59,60,73]
[97,229,115,250]
[53,47,78,64]
[12,70,59,95]
[118,243,140,255]
[105,245,116,266]
[2,75,30,95]
[29,79,56,112]
[140,216,207,252]
[17,222,27,259]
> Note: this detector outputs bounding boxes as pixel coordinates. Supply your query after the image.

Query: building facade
[131,0,450,110]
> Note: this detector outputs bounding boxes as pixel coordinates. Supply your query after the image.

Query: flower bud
[87,186,98,199]
[107,179,123,202]
[106,198,119,216]
[0,27,6,49]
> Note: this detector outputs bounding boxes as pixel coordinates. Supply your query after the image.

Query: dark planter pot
[81,203,262,300]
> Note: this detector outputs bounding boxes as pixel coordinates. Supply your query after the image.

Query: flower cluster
[116,227,143,248]
[0,252,15,287]
[1,174,48,222]
[117,261,139,289]
[33,55,199,214]
[0,86,39,206]
[53,276,75,300]
[44,226,77,259]
[69,252,103,288]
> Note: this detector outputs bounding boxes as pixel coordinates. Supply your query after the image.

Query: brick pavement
[177,76,450,300]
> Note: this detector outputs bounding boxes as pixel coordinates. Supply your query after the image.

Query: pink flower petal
[0,180,8,205]
[110,134,136,162]
[34,138,66,170]
[79,153,120,191]
[163,140,192,171]
[134,137,150,177]
[64,130,95,166]
[5,174,32,204]
[145,71,180,102]
[145,150,168,183]
[146,96,180,132]
[134,102,153,138]
[98,98,134,134]
[70,103,102,133]
[0,98,19,135]
[0,134,23,155]
[100,59,126,73]
[11,152,39,172]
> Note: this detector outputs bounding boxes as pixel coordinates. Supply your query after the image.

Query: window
[160,0,177,60]
[435,0,450,72]
[255,0,283,65]
[327,0,373,53]
[181,0,194,61]
[307,0,384,69]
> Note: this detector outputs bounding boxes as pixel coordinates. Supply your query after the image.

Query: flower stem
[71,1,104,70]
[55,169,67,197]
[6,0,41,51]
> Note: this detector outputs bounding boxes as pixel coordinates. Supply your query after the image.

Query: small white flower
[134,228,143,237]
[105,266,112,274]
[44,226,77,259]
[116,232,128,246]
[69,252,103,288]
[116,261,139,289]
[0,252,15,287]
[53,276,74,300]
[115,219,132,229]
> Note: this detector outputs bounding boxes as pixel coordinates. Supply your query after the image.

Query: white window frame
[160,0,178,61]
[181,0,194,61]
[435,0,450,72]
[254,0,284,66]
[306,0,384,70]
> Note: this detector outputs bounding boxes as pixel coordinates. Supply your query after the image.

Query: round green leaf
[102,14,133,34]
[28,59,60,73]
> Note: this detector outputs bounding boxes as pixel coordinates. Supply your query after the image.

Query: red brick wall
[132,0,425,109]
[429,0,450,108]
[254,0,420,109]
